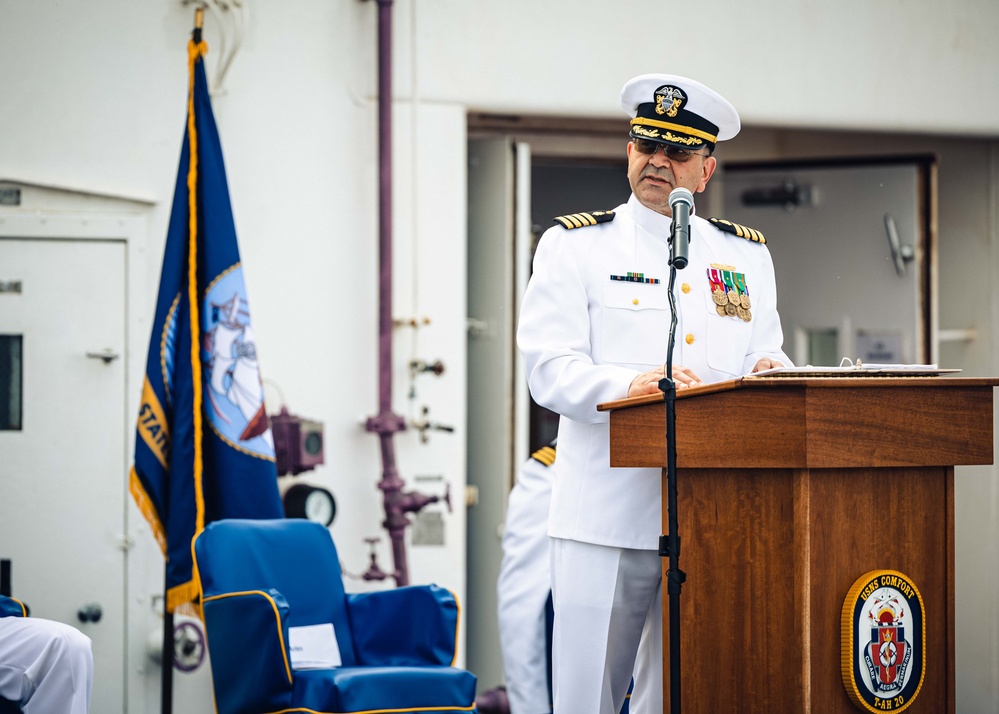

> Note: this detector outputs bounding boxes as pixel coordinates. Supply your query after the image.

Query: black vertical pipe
[659,260,686,712]
[664,383,683,714]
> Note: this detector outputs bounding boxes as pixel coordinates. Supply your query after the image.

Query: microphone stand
[658,228,687,714]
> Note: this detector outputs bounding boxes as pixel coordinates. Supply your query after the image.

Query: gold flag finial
[194,7,204,30]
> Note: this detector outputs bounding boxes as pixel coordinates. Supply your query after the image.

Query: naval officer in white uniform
[0,596,93,714]
[497,442,558,714]
[517,73,791,714]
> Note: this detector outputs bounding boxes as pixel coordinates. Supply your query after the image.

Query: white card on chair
[288,623,342,669]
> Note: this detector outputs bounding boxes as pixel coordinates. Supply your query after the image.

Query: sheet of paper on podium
[746,363,961,378]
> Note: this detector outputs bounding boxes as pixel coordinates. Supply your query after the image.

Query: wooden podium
[598,377,997,714]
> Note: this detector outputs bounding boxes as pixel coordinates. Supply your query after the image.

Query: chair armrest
[345,584,459,666]
[0,596,27,618]
[201,588,294,714]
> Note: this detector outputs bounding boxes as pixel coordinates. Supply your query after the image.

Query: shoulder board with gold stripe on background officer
[529,441,556,467]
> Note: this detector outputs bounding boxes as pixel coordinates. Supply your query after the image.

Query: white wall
[1,0,997,711]
[409,0,999,136]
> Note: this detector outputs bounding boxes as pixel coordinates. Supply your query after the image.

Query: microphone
[668,187,693,270]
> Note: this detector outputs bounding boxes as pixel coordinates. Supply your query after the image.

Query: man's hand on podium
[629,365,702,397]
[751,358,785,373]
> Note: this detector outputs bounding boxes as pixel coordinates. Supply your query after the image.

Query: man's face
[626,139,717,216]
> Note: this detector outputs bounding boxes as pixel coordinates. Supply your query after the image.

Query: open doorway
[465,131,630,692]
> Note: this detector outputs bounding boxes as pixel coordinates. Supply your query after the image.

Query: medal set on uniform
[707,265,752,322]
[609,271,661,284]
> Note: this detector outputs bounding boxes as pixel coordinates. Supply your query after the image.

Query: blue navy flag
[131,33,283,612]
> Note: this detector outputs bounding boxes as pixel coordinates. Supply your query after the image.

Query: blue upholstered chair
[0,595,27,619]
[193,518,477,714]
[0,596,27,714]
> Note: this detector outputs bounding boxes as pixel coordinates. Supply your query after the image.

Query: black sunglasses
[632,139,708,163]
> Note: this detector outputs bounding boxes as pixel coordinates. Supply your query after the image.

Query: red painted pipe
[364,0,449,588]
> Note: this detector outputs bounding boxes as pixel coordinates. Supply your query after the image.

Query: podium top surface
[597,375,999,413]
[597,376,999,469]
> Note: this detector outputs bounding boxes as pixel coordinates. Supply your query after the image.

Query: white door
[0,237,127,713]
[466,137,518,691]
[721,160,933,365]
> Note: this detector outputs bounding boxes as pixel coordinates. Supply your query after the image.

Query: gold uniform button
[685,333,695,345]
[633,298,639,305]
[681,283,691,294]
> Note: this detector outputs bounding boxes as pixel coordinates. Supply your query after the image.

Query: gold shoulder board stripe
[553,210,615,230]
[530,445,556,467]
[708,217,767,244]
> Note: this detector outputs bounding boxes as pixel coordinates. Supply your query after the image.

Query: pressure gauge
[283,483,337,527]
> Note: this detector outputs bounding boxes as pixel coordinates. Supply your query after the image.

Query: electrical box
[270,407,325,475]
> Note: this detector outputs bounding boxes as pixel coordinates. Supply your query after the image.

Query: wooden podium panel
[602,378,994,470]
[598,377,997,714]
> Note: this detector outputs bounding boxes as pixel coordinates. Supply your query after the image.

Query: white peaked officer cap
[620,73,741,150]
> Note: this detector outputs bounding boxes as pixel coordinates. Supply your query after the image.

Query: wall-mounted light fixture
[740,180,813,211]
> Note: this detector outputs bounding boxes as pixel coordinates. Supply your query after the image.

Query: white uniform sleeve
[517,227,638,425]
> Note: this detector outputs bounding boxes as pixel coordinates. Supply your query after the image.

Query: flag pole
[160,12,201,713]
[160,569,174,714]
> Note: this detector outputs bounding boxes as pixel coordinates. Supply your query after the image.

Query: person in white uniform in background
[517,73,791,714]
[0,596,93,714]
[496,441,559,714]
[491,441,635,714]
